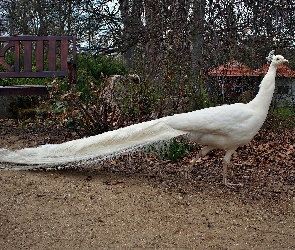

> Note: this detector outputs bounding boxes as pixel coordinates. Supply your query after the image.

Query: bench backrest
[0,36,76,84]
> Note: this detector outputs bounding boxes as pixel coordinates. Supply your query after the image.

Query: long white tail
[0,117,185,167]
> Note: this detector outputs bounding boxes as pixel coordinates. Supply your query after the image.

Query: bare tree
[1,0,295,79]
[118,0,144,69]
[190,0,205,76]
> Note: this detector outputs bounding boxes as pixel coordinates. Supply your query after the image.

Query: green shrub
[143,138,199,162]
[166,139,199,161]
[78,54,128,81]
[265,106,295,130]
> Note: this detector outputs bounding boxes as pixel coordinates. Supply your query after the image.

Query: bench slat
[61,40,69,71]
[0,36,75,41]
[0,71,67,78]
[36,40,44,72]
[48,40,56,71]
[0,85,49,96]
[24,41,32,72]
[14,41,20,72]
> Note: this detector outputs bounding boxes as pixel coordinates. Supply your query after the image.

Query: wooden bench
[0,36,76,96]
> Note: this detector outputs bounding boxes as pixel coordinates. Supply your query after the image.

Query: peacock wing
[167,103,255,135]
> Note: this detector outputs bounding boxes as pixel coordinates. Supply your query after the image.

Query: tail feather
[0,117,185,166]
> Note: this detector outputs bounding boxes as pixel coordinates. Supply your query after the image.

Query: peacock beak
[283,59,289,63]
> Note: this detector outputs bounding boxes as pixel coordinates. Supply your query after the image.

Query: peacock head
[266,51,288,65]
[271,55,288,66]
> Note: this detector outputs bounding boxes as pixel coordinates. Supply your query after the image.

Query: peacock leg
[190,145,216,165]
[222,148,242,186]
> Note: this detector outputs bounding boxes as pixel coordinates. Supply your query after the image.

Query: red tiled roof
[208,60,258,76]
[253,63,295,77]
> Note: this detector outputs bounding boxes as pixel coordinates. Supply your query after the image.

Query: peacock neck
[248,63,278,114]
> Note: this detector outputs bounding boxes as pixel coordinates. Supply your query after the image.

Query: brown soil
[0,119,294,249]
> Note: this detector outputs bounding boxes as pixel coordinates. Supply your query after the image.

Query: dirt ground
[0,119,294,249]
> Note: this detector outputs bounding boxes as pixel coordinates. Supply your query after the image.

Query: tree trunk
[119,0,143,71]
[191,0,205,77]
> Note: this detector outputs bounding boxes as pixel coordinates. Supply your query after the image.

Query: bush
[143,138,199,162]
[166,139,199,161]
[265,106,295,130]
[79,55,128,80]
[49,55,159,135]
